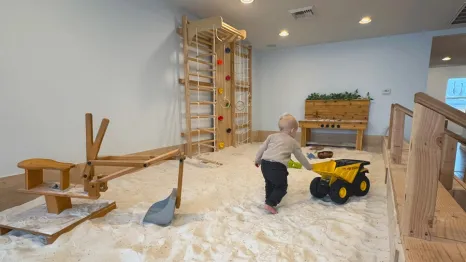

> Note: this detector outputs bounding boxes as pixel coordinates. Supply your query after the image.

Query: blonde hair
[278,113,298,131]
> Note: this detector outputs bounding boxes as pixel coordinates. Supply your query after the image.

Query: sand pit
[0,144,389,261]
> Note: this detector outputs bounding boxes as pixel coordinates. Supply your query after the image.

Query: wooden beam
[176,154,185,209]
[248,46,252,144]
[95,167,142,183]
[97,155,155,161]
[183,15,193,157]
[401,103,445,240]
[414,92,466,127]
[143,149,180,167]
[439,134,458,191]
[445,129,466,145]
[88,160,146,168]
[390,108,405,164]
[387,104,395,149]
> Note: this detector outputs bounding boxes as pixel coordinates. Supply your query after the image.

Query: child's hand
[255,162,260,168]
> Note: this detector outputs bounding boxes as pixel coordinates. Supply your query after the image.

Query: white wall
[427,66,466,135]
[254,28,466,141]
[0,0,193,177]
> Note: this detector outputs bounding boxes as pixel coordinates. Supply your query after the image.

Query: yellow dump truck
[310,159,370,204]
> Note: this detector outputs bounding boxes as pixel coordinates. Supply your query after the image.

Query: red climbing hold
[218,116,224,121]
[225,75,231,81]
[217,59,223,65]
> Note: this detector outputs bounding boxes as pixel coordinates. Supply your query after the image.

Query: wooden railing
[387,92,466,240]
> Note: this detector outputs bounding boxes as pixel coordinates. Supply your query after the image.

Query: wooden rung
[191,38,212,47]
[189,87,215,92]
[193,139,215,145]
[197,53,215,58]
[181,128,216,137]
[199,144,216,149]
[189,73,214,79]
[237,123,249,128]
[190,101,216,105]
[188,57,213,66]
[194,68,216,72]
[235,112,248,115]
[191,115,216,119]
[179,79,213,88]
[189,44,212,53]
[235,53,249,59]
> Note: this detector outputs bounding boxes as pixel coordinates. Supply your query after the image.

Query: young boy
[254,113,313,214]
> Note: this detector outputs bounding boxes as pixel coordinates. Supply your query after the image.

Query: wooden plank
[89,160,146,168]
[248,46,252,144]
[44,195,72,214]
[402,104,446,240]
[18,182,96,199]
[439,135,458,191]
[404,236,466,262]
[388,104,395,150]
[25,169,43,190]
[391,108,405,164]
[183,16,193,157]
[445,129,466,145]
[60,170,70,191]
[175,155,185,209]
[216,40,233,149]
[143,149,180,167]
[231,42,237,147]
[0,199,115,244]
[356,129,364,150]
[97,155,155,160]
[95,167,142,183]
[18,159,75,171]
[414,92,466,128]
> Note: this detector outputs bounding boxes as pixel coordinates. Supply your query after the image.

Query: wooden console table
[300,99,370,150]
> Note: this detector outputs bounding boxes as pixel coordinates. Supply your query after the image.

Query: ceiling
[171,0,466,50]
[430,33,466,67]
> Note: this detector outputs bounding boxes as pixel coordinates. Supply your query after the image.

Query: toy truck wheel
[353,174,370,196]
[329,179,351,204]
[310,177,328,198]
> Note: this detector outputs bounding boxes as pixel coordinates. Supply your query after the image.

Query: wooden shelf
[17,182,97,199]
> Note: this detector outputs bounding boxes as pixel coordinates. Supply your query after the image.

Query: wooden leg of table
[301,127,307,147]
[45,195,72,214]
[356,129,364,150]
[25,169,43,190]
[60,170,70,190]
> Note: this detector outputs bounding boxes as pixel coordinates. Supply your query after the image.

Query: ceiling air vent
[289,6,314,20]
[451,2,466,25]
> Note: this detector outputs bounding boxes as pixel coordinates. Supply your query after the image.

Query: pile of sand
[0,144,389,261]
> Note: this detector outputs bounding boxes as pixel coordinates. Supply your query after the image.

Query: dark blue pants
[261,160,288,207]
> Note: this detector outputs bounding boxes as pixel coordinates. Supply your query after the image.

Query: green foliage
[306,89,374,101]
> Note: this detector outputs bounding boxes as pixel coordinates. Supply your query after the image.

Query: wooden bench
[17,158,76,214]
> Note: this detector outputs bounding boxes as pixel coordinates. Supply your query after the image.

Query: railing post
[439,133,457,191]
[388,104,395,149]
[401,103,445,240]
[390,108,405,164]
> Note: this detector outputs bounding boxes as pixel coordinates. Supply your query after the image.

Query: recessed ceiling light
[279,30,289,37]
[442,56,452,61]
[359,16,372,24]
[241,0,254,4]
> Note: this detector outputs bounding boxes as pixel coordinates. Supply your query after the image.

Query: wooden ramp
[383,137,466,261]
[0,199,115,244]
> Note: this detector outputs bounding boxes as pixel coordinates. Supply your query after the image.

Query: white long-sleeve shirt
[255,132,313,170]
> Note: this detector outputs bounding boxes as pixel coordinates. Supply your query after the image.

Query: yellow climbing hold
[218,88,224,94]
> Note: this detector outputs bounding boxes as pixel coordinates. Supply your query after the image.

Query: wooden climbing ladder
[178,15,247,162]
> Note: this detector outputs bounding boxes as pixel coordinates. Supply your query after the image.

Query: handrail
[414,92,466,128]
[394,103,413,117]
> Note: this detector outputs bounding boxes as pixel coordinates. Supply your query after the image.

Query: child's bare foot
[264,204,277,214]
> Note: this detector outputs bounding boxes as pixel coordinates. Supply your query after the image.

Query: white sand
[0,144,389,262]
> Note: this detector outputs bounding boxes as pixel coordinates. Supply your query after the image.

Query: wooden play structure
[300,99,370,150]
[0,113,185,244]
[178,15,252,163]
[384,93,466,261]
